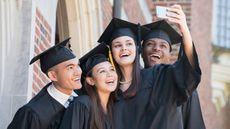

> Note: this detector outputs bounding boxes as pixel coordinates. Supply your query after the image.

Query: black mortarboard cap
[143,20,182,46]
[97,18,149,52]
[29,37,76,73]
[79,43,109,77]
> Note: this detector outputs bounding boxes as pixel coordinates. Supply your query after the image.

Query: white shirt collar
[47,83,78,108]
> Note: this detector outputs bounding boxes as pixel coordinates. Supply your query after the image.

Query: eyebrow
[125,39,133,42]
[65,63,74,68]
[96,67,105,72]
[113,41,121,44]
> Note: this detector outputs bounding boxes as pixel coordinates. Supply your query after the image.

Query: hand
[166,4,189,34]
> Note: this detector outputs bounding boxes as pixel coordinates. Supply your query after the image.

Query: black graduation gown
[182,90,206,129]
[7,83,66,129]
[113,44,202,129]
[58,95,91,129]
[58,95,113,129]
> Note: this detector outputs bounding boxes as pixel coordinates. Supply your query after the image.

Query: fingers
[170,4,182,10]
[165,4,188,33]
[166,11,181,20]
[167,17,180,25]
[167,6,184,17]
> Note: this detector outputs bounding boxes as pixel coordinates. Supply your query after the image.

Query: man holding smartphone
[141,4,205,129]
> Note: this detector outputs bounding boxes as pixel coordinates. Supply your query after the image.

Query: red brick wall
[123,0,146,24]
[101,0,113,29]
[32,8,52,96]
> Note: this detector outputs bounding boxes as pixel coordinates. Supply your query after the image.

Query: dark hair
[110,40,141,98]
[85,71,115,129]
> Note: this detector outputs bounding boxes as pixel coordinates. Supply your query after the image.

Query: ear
[86,77,95,86]
[47,70,58,82]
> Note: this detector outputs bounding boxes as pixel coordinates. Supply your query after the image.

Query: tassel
[108,46,116,71]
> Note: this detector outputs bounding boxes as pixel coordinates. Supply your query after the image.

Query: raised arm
[167,4,195,68]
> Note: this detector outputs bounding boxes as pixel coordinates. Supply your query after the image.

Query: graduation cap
[29,37,76,73]
[142,20,182,50]
[79,43,110,77]
[97,18,149,53]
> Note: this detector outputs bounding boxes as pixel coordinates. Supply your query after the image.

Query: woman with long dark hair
[98,5,202,129]
[58,44,117,129]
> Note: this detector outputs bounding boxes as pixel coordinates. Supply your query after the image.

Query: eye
[110,67,115,71]
[146,42,153,47]
[160,44,167,49]
[127,42,133,46]
[67,65,74,70]
[99,70,106,73]
[113,42,122,48]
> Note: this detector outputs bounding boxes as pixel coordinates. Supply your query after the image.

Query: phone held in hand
[156,6,169,19]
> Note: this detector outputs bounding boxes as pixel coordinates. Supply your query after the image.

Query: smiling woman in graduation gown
[58,44,117,129]
[97,5,202,129]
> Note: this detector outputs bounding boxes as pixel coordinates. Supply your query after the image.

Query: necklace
[119,80,132,84]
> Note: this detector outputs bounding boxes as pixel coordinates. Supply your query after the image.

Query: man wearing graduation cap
[7,38,82,129]
[142,20,205,129]
[141,5,205,129]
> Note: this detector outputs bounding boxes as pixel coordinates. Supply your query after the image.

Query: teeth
[107,80,114,83]
[121,53,129,57]
[150,54,160,59]
[74,78,80,81]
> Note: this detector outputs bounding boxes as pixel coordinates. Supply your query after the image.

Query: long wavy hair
[84,70,115,129]
[110,40,141,98]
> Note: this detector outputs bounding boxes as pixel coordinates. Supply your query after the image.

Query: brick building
[0,0,229,129]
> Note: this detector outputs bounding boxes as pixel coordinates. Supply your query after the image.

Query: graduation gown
[58,95,113,129]
[113,44,202,129]
[182,90,206,129]
[7,83,66,129]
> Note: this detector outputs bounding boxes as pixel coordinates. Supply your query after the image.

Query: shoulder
[72,95,91,110]
[140,64,170,89]
[25,84,64,115]
[141,64,171,76]
[26,86,50,109]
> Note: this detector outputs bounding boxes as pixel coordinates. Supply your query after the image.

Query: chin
[74,84,82,89]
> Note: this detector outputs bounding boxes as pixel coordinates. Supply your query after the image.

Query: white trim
[109,0,113,6]
[0,0,6,96]
[27,0,36,101]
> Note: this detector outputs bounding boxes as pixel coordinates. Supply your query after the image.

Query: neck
[53,82,72,95]
[98,91,110,113]
[119,65,133,92]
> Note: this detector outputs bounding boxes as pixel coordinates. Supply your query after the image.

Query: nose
[153,44,160,51]
[121,45,127,51]
[75,65,82,76]
[106,70,113,77]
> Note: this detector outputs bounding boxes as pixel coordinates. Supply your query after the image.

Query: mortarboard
[97,18,149,53]
[79,43,110,77]
[29,37,76,73]
[77,43,113,95]
[142,20,182,48]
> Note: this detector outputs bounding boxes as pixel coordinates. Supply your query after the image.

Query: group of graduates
[7,4,205,129]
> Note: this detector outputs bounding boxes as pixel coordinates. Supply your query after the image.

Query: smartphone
[156,6,169,19]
